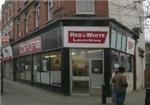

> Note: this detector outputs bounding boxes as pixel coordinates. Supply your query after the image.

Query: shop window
[33,51,61,86]
[16,56,32,81]
[126,55,133,72]
[33,54,41,83]
[120,53,127,69]
[116,32,122,50]
[25,56,32,81]
[41,53,51,85]
[50,51,61,86]
[112,50,120,72]
[76,0,95,14]
[111,29,117,49]
[16,58,25,80]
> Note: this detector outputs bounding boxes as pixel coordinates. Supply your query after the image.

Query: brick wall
[95,0,108,17]
[2,0,109,40]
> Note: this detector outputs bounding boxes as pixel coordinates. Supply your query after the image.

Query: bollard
[145,88,150,105]
[101,84,107,104]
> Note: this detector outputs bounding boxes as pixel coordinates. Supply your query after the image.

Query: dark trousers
[116,91,126,105]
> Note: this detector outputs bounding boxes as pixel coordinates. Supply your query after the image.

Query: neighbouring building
[1,0,145,96]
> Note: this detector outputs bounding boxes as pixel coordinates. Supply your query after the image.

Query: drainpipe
[133,40,138,90]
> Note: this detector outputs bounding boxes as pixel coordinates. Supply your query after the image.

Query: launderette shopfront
[12,18,137,96]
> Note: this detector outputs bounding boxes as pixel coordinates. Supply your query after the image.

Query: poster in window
[42,60,47,71]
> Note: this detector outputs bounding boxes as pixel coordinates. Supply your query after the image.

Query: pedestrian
[111,67,128,105]
[111,70,118,105]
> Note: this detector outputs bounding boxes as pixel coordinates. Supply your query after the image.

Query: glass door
[90,59,104,95]
[70,49,104,95]
[70,49,90,95]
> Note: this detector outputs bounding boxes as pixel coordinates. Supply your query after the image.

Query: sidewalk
[1,80,145,105]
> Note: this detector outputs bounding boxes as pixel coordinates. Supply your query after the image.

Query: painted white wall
[108,0,145,90]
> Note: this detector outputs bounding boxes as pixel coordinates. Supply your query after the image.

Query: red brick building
[1,0,139,96]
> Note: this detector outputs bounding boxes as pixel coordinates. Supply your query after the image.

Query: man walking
[112,67,128,105]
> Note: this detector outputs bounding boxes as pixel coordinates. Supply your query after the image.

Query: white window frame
[35,3,40,28]
[76,0,95,15]
[48,0,53,21]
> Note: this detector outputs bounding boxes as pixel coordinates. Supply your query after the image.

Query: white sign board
[126,37,135,55]
[63,27,109,48]
[2,45,13,58]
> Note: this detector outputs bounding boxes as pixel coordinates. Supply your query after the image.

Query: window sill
[75,12,96,16]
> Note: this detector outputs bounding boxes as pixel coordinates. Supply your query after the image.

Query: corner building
[1,0,145,96]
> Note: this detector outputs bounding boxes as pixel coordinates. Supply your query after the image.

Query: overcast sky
[0,0,4,9]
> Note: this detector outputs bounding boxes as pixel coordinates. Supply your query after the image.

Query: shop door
[70,49,104,95]
[90,59,104,95]
[71,49,90,95]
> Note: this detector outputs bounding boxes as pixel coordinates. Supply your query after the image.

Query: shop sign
[0,36,9,42]
[68,31,107,43]
[126,37,135,55]
[2,45,13,58]
[19,36,41,55]
[64,27,109,48]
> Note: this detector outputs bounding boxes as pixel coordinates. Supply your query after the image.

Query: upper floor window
[116,32,122,50]
[17,18,21,37]
[35,3,40,28]
[48,0,53,21]
[111,29,117,49]
[76,0,95,14]
[24,12,29,33]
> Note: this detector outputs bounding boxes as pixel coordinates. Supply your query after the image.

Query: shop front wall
[12,22,137,95]
[13,27,62,88]
[33,51,61,86]
[110,27,135,92]
[62,26,110,95]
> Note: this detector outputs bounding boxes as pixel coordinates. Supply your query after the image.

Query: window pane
[122,35,127,52]
[111,29,117,49]
[16,58,25,80]
[126,55,133,72]
[120,53,127,69]
[25,56,32,81]
[116,32,122,50]
[71,49,88,76]
[35,3,40,27]
[51,51,61,86]
[16,56,32,81]
[87,49,104,59]
[40,53,50,85]
[48,0,53,20]
[72,81,89,94]
[112,50,120,72]
[33,55,41,83]
[76,0,94,14]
